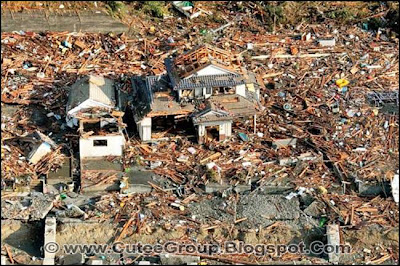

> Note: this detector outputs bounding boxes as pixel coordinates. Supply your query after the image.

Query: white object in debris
[28,142,52,164]
[384,121,389,129]
[37,72,45,78]
[242,161,252,168]
[171,201,185,211]
[272,138,297,149]
[47,112,54,117]
[392,172,399,204]
[177,155,189,162]
[187,147,196,154]
[150,161,162,169]
[239,150,246,155]
[285,192,297,200]
[115,44,126,53]
[302,32,312,41]
[247,43,254,50]
[285,187,306,200]
[353,147,367,152]
[206,162,221,172]
[318,38,336,47]
[173,1,202,19]
[1,145,11,152]
[257,132,264,138]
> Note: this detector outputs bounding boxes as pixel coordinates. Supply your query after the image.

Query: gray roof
[175,73,247,90]
[165,58,258,91]
[67,75,115,112]
[192,107,233,125]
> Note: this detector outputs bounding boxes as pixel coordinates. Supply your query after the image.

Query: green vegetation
[141,1,168,18]
[326,7,356,22]
[133,155,143,166]
[105,1,127,19]
[207,168,221,183]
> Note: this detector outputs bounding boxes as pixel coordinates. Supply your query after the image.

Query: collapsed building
[130,44,262,143]
[66,75,126,158]
[66,75,127,192]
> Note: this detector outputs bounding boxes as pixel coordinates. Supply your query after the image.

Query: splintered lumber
[115,216,135,242]
[200,152,222,164]
[148,181,166,192]
[252,53,332,60]
[5,244,14,264]
[263,71,284,78]
[234,217,248,224]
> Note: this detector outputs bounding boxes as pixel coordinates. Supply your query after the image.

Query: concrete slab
[327,224,341,264]
[205,182,251,194]
[1,10,128,33]
[159,254,200,265]
[44,217,57,261]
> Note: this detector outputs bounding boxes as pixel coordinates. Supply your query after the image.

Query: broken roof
[166,44,245,90]
[192,105,233,125]
[210,94,258,117]
[66,75,116,116]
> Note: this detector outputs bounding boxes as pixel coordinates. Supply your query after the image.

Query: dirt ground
[340,225,399,264]
[1,220,43,264]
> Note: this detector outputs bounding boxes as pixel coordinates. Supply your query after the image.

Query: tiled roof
[192,106,233,125]
[175,73,246,90]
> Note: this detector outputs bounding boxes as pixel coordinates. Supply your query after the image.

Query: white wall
[235,84,246,98]
[198,124,206,137]
[203,87,212,99]
[186,64,236,78]
[79,134,125,158]
[219,122,232,137]
[137,117,152,141]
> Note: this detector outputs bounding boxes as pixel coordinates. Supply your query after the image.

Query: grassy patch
[141,1,168,18]
[105,1,127,19]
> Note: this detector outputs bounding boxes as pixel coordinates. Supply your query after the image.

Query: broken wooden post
[254,114,257,134]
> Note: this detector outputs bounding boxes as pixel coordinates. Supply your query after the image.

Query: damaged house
[66,75,126,158]
[130,44,262,143]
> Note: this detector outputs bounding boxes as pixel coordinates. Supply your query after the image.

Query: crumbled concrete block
[86,259,103,265]
[160,254,200,265]
[63,253,85,265]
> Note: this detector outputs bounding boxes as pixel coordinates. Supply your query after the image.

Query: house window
[206,87,212,95]
[93,140,108,146]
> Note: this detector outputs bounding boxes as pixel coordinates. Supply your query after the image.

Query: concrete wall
[1,10,128,33]
[137,117,152,141]
[79,134,125,158]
